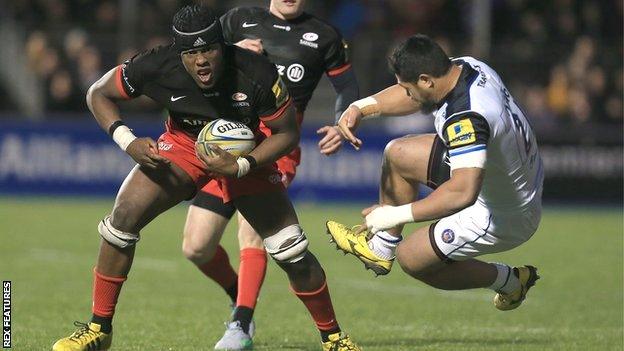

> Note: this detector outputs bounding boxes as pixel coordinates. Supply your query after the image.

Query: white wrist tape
[112,125,137,151]
[365,204,415,233]
[350,96,381,119]
[236,157,251,178]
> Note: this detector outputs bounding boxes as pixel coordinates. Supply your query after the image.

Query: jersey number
[503,88,532,157]
[511,112,531,155]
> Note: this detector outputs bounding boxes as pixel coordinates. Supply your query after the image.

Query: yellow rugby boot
[321,332,361,351]
[494,265,540,311]
[52,321,112,351]
[326,221,393,276]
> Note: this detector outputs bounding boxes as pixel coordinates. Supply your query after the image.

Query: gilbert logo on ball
[197,119,256,157]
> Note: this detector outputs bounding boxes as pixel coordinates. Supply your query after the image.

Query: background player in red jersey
[52,5,360,351]
[179,1,360,349]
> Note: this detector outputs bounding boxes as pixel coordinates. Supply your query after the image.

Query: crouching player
[52,5,360,351]
[328,34,543,312]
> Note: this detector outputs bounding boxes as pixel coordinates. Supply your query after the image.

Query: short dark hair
[172,4,217,33]
[388,34,452,82]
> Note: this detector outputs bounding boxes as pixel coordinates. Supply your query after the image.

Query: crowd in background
[2,0,622,129]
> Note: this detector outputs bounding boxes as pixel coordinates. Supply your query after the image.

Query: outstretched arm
[337,84,421,150]
[318,66,360,155]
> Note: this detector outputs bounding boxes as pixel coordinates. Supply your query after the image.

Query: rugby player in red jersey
[52,5,360,351]
[179,1,359,349]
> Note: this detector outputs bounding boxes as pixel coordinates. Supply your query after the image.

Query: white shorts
[430,200,542,261]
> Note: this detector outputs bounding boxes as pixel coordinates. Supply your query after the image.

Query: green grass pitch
[0,198,622,350]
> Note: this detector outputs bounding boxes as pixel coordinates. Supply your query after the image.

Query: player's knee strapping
[263,224,309,263]
[98,215,140,248]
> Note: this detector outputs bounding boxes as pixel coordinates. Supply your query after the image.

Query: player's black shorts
[191,191,236,219]
[426,135,450,190]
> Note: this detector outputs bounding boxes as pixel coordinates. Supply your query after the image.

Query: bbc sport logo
[2,281,10,349]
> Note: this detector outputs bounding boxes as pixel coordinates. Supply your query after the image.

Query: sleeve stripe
[115,65,130,100]
[449,144,486,157]
[450,149,486,170]
[326,63,352,77]
[259,97,292,122]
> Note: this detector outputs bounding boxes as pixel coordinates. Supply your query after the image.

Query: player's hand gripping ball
[196,119,256,157]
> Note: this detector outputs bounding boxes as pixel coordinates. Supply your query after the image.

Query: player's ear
[417,74,434,89]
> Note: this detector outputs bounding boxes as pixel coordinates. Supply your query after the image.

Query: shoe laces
[69,321,97,341]
[329,334,358,351]
[224,321,244,332]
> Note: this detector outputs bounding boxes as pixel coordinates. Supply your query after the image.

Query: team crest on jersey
[441,229,455,243]
[446,119,476,147]
[302,32,318,42]
[231,92,248,101]
[231,92,249,107]
[299,33,319,49]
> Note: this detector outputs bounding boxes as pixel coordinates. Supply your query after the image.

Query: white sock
[367,231,402,260]
[489,263,520,294]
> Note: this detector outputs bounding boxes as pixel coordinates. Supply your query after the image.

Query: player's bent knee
[98,215,140,249]
[263,224,308,263]
[181,238,215,264]
[396,244,426,276]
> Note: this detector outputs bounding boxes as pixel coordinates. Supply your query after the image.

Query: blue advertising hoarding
[1,119,622,202]
[0,120,399,202]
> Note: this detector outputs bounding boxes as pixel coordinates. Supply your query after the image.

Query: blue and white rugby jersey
[433,56,544,211]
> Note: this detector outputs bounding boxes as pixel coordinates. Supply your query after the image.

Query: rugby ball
[197,119,256,157]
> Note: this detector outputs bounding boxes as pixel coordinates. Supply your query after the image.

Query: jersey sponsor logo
[203,92,220,97]
[273,24,291,31]
[121,65,136,94]
[231,92,248,101]
[441,229,455,243]
[272,76,289,107]
[158,141,173,151]
[276,63,306,82]
[193,37,207,47]
[446,119,476,147]
[170,95,186,102]
[302,32,318,42]
[242,22,258,28]
[286,64,305,82]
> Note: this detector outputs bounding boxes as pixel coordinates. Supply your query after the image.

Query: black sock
[320,327,341,342]
[225,283,238,304]
[91,314,112,334]
[231,306,254,334]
